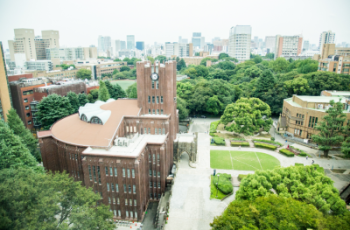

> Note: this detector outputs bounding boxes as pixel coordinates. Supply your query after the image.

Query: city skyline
[1,0,350,50]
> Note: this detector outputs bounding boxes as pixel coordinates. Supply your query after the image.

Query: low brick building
[38,61,180,221]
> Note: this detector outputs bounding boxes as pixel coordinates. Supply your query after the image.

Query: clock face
[151,73,159,81]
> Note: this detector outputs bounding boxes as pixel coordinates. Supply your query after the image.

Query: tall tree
[120,66,131,72]
[6,108,41,162]
[177,97,189,120]
[113,84,127,99]
[155,55,167,63]
[98,81,110,102]
[67,91,80,113]
[87,89,99,103]
[78,93,89,107]
[0,168,114,230]
[126,83,137,98]
[76,69,92,80]
[269,57,289,73]
[36,94,73,130]
[177,58,186,71]
[0,119,40,171]
[312,100,346,157]
[206,95,223,115]
[218,53,229,60]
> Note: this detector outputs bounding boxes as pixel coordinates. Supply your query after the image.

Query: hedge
[213,137,225,146]
[232,138,246,141]
[213,173,233,194]
[231,142,249,147]
[253,139,282,146]
[254,142,277,150]
[295,163,304,166]
[210,120,220,133]
[299,151,307,157]
[279,149,295,157]
[238,174,248,181]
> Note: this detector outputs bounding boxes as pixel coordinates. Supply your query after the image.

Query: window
[108,197,111,204]
[152,96,155,103]
[25,106,29,110]
[129,199,132,206]
[157,96,159,104]
[148,109,151,114]
[23,90,33,95]
[153,109,155,115]
[93,166,97,182]
[118,210,121,216]
[107,183,110,192]
[161,96,163,104]
[149,154,151,162]
[123,184,126,193]
[128,185,131,193]
[132,169,135,178]
[162,128,165,134]
[158,172,160,177]
[144,128,147,134]
[150,193,153,199]
[155,128,158,134]
[114,167,117,177]
[126,211,129,218]
[91,117,103,125]
[157,154,160,162]
[156,81,159,89]
[127,169,130,178]
[117,198,120,204]
[158,182,160,188]
[294,129,302,136]
[116,184,119,193]
[97,166,101,184]
[134,199,137,206]
[135,211,138,218]
[161,109,163,115]
[154,182,156,188]
[105,167,108,176]
[88,165,92,181]
[150,181,152,188]
[122,168,125,177]
[157,109,159,114]
[113,197,116,204]
[28,120,32,125]
[159,128,161,134]
[149,169,152,176]
[152,81,154,89]
[114,210,117,216]
[133,185,136,194]
[308,116,318,128]
[153,154,155,162]
[26,113,31,118]
[148,96,150,103]
[130,211,133,218]
[24,98,28,103]
[148,128,151,134]
[110,167,113,176]
[125,199,128,205]
[153,170,156,177]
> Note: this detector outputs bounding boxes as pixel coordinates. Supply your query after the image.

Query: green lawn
[210,176,226,199]
[111,80,135,91]
[210,150,280,171]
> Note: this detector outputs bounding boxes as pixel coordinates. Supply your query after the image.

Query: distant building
[136,42,145,51]
[8,29,37,61]
[127,35,135,50]
[319,31,335,54]
[192,32,205,49]
[98,36,112,53]
[46,47,98,62]
[41,30,60,48]
[274,35,303,59]
[318,55,350,75]
[115,40,126,54]
[0,41,12,121]
[265,36,276,54]
[25,60,53,71]
[228,25,251,61]
[119,50,135,58]
[303,40,309,51]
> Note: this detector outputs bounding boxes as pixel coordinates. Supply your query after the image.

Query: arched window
[90,117,103,125]
[81,114,87,122]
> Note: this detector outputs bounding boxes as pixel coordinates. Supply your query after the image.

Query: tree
[244,65,262,78]
[112,69,119,75]
[235,165,347,215]
[67,91,80,113]
[221,98,273,135]
[253,69,276,103]
[155,55,167,63]
[218,53,229,60]
[177,58,186,71]
[98,81,110,102]
[120,66,131,72]
[206,95,223,115]
[184,67,197,79]
[60,64,75,70]
[284,77,309,95]
[195,65,209,78]
[312,100,346,158]
[177,97,189,120]
[87,89,99,103]
[7,108,41,162]
[147,56,155,64]
[0,168,114,230]
[105,81,126,99]
[211,196,325,230]
[253,55,263,64]
[113,58,121,62]
[76,69,92,80]
[0,119,40,171]
[266,52,274,59]
[269,57,289,73]
[217,61,235,70]
[78,93,89,107]
[36,94,73,130]
[126,83,137,98]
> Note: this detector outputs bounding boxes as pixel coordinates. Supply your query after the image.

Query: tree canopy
[76,69,92,80]
[126,83,137,98]
[67,91,80,113]
[98,81,110,102]
[104,80,127,99]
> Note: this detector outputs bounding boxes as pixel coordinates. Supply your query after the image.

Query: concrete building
[165,43,174,58]
[25,60,53,71]
[46,47,97,62]
[119,50,135,58]
[303,40,310,51]
[37,60,187,222]
[274,35,303,59]
[136,42,145,51]
[8,29,37,61]
[192,33,205,49]
[35,37,51,60]
[41,30,60,48]
[228,25,251,61]
[265,36,276,54]
[319,31,335,54]
[277,94,350,140]
[0,42,12,121]
[318,55,350,75]
[127,35,135,50]
[98,36,112,53]
[76,61,127,80]
[182,57,203,66]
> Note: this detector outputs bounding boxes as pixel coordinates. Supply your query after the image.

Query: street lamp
[216,175,220,198]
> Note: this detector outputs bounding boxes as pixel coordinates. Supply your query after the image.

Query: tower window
[156,81,159,89]
[153,109,155,115]
[161,109,163,114]
[161,96,163,104]
[157,96,159,104]
[148,96,150,103]
[157,109,159,114]
[152,96,155,103]
[148,109,151,114]
[152,81,154,89]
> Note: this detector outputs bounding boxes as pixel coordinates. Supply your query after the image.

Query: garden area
[210,150,280,171]
[210,173,233,200]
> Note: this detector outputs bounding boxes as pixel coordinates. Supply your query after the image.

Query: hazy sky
[1,0,350,50]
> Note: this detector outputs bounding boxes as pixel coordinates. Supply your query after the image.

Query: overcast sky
[1,0,350,50]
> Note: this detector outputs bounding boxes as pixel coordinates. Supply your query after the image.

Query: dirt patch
[331,169,346,173]
[217,124,225,131]
[215,133,241,139]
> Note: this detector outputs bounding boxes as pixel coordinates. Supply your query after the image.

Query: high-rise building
[192,32,205,48]
[228,25,251,61]
[136,42,145,51]
[120,41,126,50]
[46,47,97,61]
[303,40,310,51]
[41,30,60,48]
[0,42,12,121]
[8,29,37,61]
[98,36,112,53]
[274,35,303,59]
[165,42,174,57]
[179,36,182,43]
[127,35,135,50]
[319,31,335,54]
[265,36,276,54]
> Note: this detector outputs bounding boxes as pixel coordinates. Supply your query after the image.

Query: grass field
[111,80,136,91]
[210,150,280,171]
[210,176,226,199]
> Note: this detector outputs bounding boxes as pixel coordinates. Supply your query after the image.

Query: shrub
[254,143,277,150]
[295,163,304,166]
[231,142,249,147]
[299,151,307,157]
[271,137,275,141]
[209,132,218,137]
[210,120,220,133]
[213,137,225,146]
[238,174,248,181]
[253,139,282,146]
[279,149,295,157]
[232,138,246,141]
[213,173,233,194]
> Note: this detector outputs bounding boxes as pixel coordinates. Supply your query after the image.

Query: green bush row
[253,139,282,146]
[299,151,307,156]
[295,163,304,166]
[213,173,233,194]
[254,142,277,150]
[210,120,220,133]
[238,174,248,181]
[213,137,225,146]
[231,142,249,147]
[232,138,246,141]
[279,149,295,157]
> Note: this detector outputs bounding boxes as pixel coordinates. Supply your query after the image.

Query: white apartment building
[98,36,112,53]
[8,29,37,61]
[127,35,135,50]
[274,35,303,59]
[319,31,335,54]
[46,47,97,61]
[165,42,174,57]
[25,60,53,71]
[265,36,276,53]
[228,25,251,61]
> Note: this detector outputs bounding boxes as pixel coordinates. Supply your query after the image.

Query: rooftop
[323,91,350,96]
[49,99,140,147]
[295,95,347,103]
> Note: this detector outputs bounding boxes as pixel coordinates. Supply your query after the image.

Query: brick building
[38,61,179,221]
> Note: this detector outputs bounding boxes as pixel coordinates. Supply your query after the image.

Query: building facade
[42,30,60,48]
[274,35,303,59]
[136,42,145,51]
[228,25,251,61]
[0,42,12,121]
[318,55,350,75]
[8,29,37,61]
[265,36,276,53]
[319,31,335,54]
[98,36,112,53]
[127,35,135,50]
[38,60,180,221]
